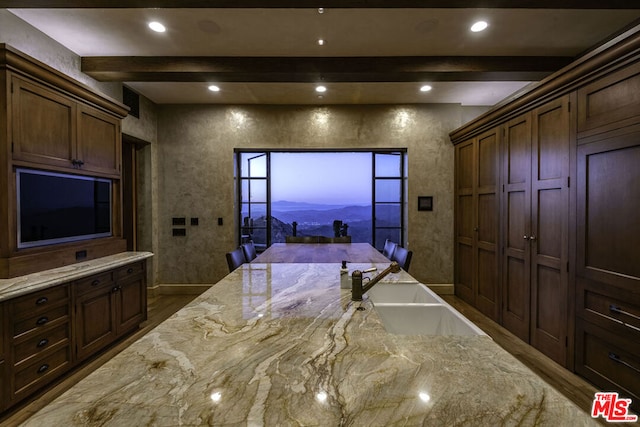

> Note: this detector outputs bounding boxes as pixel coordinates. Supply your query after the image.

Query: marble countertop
[21,263,596,426]
[0,251,154,302]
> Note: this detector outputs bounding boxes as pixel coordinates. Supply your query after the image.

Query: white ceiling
[8,7,640,106]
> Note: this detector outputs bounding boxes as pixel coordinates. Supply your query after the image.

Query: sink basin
[367,283,442,304]
[373,303,487,336]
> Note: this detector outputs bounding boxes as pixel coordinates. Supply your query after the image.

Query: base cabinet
[74,262,146,361]
[1,260,146,414]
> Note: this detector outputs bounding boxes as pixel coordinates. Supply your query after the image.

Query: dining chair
[319,236,352,243]
[391,245,412,272]
[242,241,257,261]
[285,235,320,243]
[226,247,247,272]
[382,239,398,259]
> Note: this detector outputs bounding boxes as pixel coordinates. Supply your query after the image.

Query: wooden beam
[4,0,640,8]
[82,56,573,83]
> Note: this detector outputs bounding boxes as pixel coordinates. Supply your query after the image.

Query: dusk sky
[271,152,371,205]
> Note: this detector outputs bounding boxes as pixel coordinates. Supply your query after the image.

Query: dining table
[252,242,391,263]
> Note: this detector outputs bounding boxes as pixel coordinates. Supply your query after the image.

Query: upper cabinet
[11,74,121,177]
[0,44,129,278]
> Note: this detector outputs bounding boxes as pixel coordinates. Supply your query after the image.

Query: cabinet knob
[92,279,101,286]
[473,227,479,232]
[37,364,49,374]
[523,235,529,240]
[529,235,537,241]
[37,338,49,348]
[127,268,134,274]
[112,286,121,293]
[36,316,49,326]
[36,297,48,305]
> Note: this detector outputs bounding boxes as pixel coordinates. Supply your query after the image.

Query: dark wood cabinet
[1,259,147,413]
[7,285,72,404]
[74,262,146,361]
[501,97,571,366]
[575,127,640,411]
[10,71,121,178]
[10,75,76,170]
[455,126,500,322]
[0,44,128,279]
[451,28,640,406]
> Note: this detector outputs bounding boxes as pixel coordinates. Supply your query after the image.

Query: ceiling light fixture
[148,21,166,33]
[470,21,488,32]
[318,39,325,46]
[318,7,324,14]
[420,85,432,92]
[208,85,220,92]
[315,86,327,93]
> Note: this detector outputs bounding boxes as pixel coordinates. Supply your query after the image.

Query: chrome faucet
[351,261,401,301]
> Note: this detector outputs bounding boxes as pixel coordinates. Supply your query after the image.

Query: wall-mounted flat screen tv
[17,168,112,249]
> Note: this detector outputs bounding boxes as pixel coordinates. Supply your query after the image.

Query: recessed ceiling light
[148,21,166,33]
[470,21,488,32]
[208,85,220,92]
[318,7,324,14]
[420,85,432,92]
[315,86,327,93]
[318,39,325,46]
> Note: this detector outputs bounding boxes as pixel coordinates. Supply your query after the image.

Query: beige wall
[155,104,464,285]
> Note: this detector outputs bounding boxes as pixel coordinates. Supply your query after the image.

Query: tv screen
[17,168,112,249]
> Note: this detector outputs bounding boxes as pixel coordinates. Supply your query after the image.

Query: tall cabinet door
[454,128,500,322]
[502,113,532,342]
[475,128,501,321]
[529,97,570,366]
[455,139,475,305]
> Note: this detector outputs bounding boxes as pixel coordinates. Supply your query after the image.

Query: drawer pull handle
[37,338,49,348]
[36,297,48,305]
[609,304,640,322]
[36,316,49,326]
[127,268,134,274]
[92,279,101,286]
[609,352,640,374]
[37,364,49,374]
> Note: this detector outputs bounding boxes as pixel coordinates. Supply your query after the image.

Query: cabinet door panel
[579,138,640,283]
[75,287,116,361]
[77,105,121,176]
[530,97,570,366]
[11,76,76,168]
[115,275,146,334]
[502,114,532,341]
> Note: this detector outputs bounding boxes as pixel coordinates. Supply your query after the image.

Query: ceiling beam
[82,56,573,83]
[4,0,640,8]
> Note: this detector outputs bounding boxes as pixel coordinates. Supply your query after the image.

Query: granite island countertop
[20,263,597,426]
[0,251,154,302]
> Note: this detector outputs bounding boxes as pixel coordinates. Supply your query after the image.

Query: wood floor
[2,293,600,425]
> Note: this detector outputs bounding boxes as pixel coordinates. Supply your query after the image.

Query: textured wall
[155,104,463,285]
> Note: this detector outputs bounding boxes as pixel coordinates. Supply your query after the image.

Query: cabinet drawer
[576,320,640,410]
[9,285,69,319]
[583,289,640,335]
[115,261,145,280]
[13,322,70,365]
[12,304,69,339]
[74,270,115,296]
[13,345,71,397]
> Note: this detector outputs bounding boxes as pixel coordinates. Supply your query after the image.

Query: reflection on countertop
[20,263,597,426]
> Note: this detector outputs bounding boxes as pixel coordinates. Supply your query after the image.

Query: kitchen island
[20,262,596,426]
